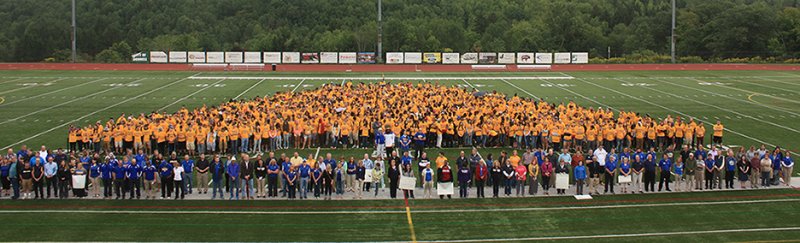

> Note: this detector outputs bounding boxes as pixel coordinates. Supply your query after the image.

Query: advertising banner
[149,51,168,63]
[571,52,589,64]
[206,52,224,63]
[404,52,422,64]
[386,52,404,64]
[497,52,515,64]
[301,52,319,63]
[320,52,338,63]
[244,52,261,63]
[225,52,243,63]
[535,53,553,64]
[187,51,205,63]
[131,52,149,63]
[357,52,376,64]
[263,52,281,63]
[478,52,497,64]
[442,53,460,64]
[516,52,534,64]
[339,52,357,64]
[282,52,300,63]
[168,51,187,63]
[461,53,478,64]
[423,52,442,64]
[554,52,571,64]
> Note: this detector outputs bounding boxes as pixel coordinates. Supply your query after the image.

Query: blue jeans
[212,178,223,198]
[229,178,239,199]
[299,177,309,198]
[183,173,193,193]
[504,178,514,195]
[11,177,20,199]
[241,138,249,152]
[336,178,344,195]
[241,178,254,198]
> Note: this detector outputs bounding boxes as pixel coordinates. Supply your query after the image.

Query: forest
[0,0,799,63]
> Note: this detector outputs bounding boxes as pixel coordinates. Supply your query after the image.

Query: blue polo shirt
[159,161,173,177]
[182,159,194,173]
[705,159,715,171]
[143,165,157,181]
[783,156,794,167]
[90,164,101,178]
[725,157,736,171]
[659,159,672,171]
[401,156,413,167]
[299,164,311,178]
[619,162,630,174]
[606,158,617,172]
[323,159,337,170]
[268,164,280,179]
[286,170,297,181]
[413,132,426,146]
[281,161,291,174]
[126,164,141,179]
[674,163,684,176]
[113,164,126,179]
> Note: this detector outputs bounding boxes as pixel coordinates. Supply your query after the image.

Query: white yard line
[157,78,227,112]
[617,78,800,134]
[0,77,109,107]
[1,76,192,149]
[0,78,145,126]
[0,77,28,85]
[1,198,796,215]
[0,77,70,96]
[652,78,800,117]
[461,78,478,91]
[500,78,540,99]
[233,78,266,100]
[575,78,777,147]
[291,79,306,93]
[688,77,800,105]
[539,79,617,111]
[724,77,800,95]
[754,76,800,87]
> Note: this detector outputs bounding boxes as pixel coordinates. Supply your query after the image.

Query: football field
[1,70,799,150]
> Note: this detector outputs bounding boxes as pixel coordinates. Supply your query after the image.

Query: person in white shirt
[384,131,396,157]
[172,161,185,199]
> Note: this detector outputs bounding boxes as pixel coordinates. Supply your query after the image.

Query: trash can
[271,63,277,71]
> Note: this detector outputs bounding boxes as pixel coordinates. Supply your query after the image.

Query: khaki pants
[685,174,695,192]
[782,166,793,186]
[257,178,266,197]
[21,178,32,194]
[144,179,155,198]
[632,173,643,192]
[751,170,760,188]
[346,174,356,192]
[355,179,364,198]
[91,177,101,196]
[589,177,600,194]
[424,181,434,198]
[674,176,683,192]
[695,169,704,189]
[197,173,209,193]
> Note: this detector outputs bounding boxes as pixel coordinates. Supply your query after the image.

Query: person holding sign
[402,163,415,199]
[618,157,631,194]
[437,162,453,199]
[554,159,569,195]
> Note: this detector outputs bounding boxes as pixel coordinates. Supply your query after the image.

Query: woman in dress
[737,155,750,189]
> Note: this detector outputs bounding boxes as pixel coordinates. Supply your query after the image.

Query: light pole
[671,0,676,63]
[71,0,77,63]
[377,0,383,63]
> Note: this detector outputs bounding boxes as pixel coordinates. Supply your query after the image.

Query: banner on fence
[442,53,459,64]
[571,52,589,64]
[168,51,187,63]
[149,51,168,63]
[478,53,497,64]
[339,52,357,64]
[282,52,300,63]
[187,52,205,63]
[403,52,421,64]
[206,52,224,63]
[225,52,243,63]
[516,52,534,64]
[244,52,261,63]
[497,53,515,64]
[386,52,404,64]
[357,52,376,64]
[423,52,442,64]
[554,52,571,64]
[320,52,338,63]
[301,52,319,63]
[132,52,149,63]
[461,53,478,64]
[263,52,281,63]
[535,53,553,64]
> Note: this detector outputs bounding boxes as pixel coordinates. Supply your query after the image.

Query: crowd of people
[0,82,793,200]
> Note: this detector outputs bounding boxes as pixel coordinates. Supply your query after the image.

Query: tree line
[1,0,799,63]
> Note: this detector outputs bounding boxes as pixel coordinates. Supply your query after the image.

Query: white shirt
[384,133,396,147]
[39,150,48,163]
[173,167,184,181]
[594,149,608,166]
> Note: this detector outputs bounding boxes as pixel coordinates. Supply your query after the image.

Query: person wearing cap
[227,156,240,200]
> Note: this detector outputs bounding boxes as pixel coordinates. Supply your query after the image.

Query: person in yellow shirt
[508,150,521,167]
[646,124,657,151]
[218,127,229,154]
[712,121,724,146]
[695,124,706,148]
[435,152,448,169]
[185,126,196,157]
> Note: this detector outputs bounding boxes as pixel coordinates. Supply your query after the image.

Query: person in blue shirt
[267,159,280,198]
[375,128,386,158]
[604,155,617,194]
[126,158,142,199]
[724,151,737,189]
[413,129,426,159]
[574,161,587,195]
[673,157,685,192]
[298,160,311,199]
[210,155,225,199]
[286,166,297,200]
[44,157,58,198]
[399,133,411,155]
[618,157,631,194]
[770,150,783,186]
[704,155,715,190]
[158,155,173,199]
[781,150,794,187]
[181,155,195,194]
[658,154,672,192]
[112,158,126,199]
[227,157,240,200]
[89,160,101,198]
[142,160,157,199]
[643,154,657,192]
[312,163,322,198]
[100,158,114,199]
[280,157,292,197]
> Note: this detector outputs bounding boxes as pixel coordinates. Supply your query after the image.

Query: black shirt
[195,159,209,173]
[255,163,267,179]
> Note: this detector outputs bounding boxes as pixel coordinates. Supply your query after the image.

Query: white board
[404,52,422,64]
[437,182,454,195]
[187,51,206,63]
[399,176,416,190]
[386,52,404,64]
[206,52,224,63]
[556,173,569,189]
[554,52,572,64]
[535,53,553,64]
[263,52,281,63]
[442,53,460,64]
[225,52,243,63]
[72,174,86,189]
[364,169,374,183]
[149,51,168,63]
[168,51,187,63]
[571,52,589,64]
[516,52,534,64]
[618,175,631,183]
[320,52,338,63]
[282,52,300,63]
[461,53,478,64]
[244,52,261,63]
[339,52,357,64]
[497,53,516,64]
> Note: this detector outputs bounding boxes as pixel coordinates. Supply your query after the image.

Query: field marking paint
[500,79,539,99]
[0,97,4,105]
[3,198,796,215]
[404,195,418,243]
[291,79,306,93]
[0,77,108,107]
[157,79,226,112]
[0,78,146,126]
[0,77,69,96]
[0,77,28,85]
[539,79,618,111]
[660,78,800,117]
[576,77,777,147]
[725,77,800,95]
[191,76,573,81]
[234,78,266,100]
[626,78,800,135]
[405,226,800,243]
[690,77,800,105]
[2,76,191,149]
[461,79,478,91]
[755,76,800,87]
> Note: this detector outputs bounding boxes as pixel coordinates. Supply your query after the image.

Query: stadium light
[71,0,77,63]
[671,0,676,63]
[377,0,383,64]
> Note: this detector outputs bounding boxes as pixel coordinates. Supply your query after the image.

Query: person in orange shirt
[68,126,78,152]
[166,127,178,154]
[695,123,706,148]
[646,124,657,151]
[218,127,229,154]
[113,125,124,154]
[509,150,521,167]
[155,127,167,155]
[185,126,196,157]
[435,152,448,169]
[634,123,645,150]
[133,126,144,152]
[712,121,724,146]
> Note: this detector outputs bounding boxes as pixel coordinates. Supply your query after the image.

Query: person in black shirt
[20,162,33,199]
[57,161,70,199]
[490,161,502,198]
[255,158,267,198]
[32,159,44,199]
[644,154,657,192]
[195,154,209,194]
[387,160,400,199]
[322,165,334,200]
